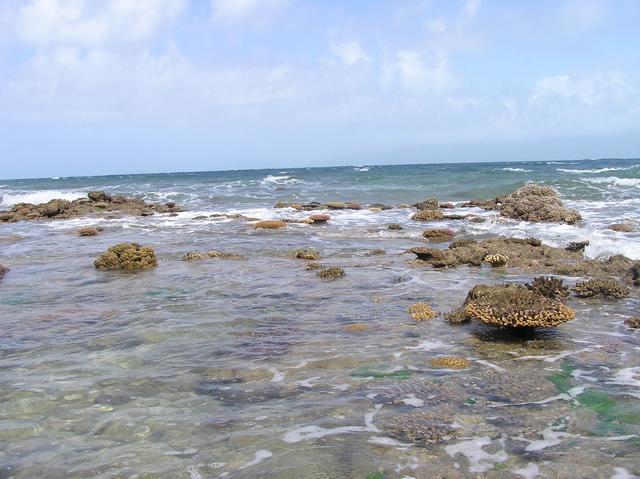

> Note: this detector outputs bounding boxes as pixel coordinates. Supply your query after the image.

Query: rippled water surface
[1,159,640,478]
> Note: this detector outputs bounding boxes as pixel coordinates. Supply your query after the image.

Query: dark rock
[88,191,112,202]
[566,241,589,252]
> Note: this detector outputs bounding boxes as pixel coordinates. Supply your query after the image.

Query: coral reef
[411,209,444,221]
[526,276,569,299]
[463,284,576,328]
[78,226,104,236]
[304,262,322,270]
[254,220,288,229]
[317,267,345,280]
[499,183,581,224]
[292,248,320,260]
[430,356,470,369]
[572,279,630,299]
[483,253,509,267]
[382,413,457,445]
[422,228,455,242]
[415,198,439,210]
[408,303,437,321]
[94,243,157,271]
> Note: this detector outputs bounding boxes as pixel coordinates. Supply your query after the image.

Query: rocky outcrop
[415,198,439,210]
[499,184,581,224]
[572,279,630,299]
[292,248,319,260]
[408,303,437,321]
[422,228,455,242]
[411,209,444,221]
[566,241,589,252]
[406,247,446,263]
[255,220,288,229]
[94,243,157,270]
[308,214,330,224]
[387,223,403,230]
[483,253,509,267]
[0,192,182,223]
[625,263,640,287]
[609,222,636,232]
[78,226,104,236]
[625,318,640,329]
[317,267,345,280]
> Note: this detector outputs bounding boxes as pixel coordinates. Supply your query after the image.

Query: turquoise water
[0,158,639,478]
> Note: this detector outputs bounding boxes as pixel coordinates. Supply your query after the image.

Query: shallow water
[1,159,640,478]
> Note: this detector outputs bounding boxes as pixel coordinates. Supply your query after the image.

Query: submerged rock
[292,248,319,260]
[566,241,589,252]
[408,303,437,321]
[422,228,455,242]
[625,263,640,286]
[462,284,576,328]
[77,226,104,237]
[411,209,444,221]
[387,223,403,230]
[0,264,8,279]
[624,318,640,329]
[94,243,157,270]
[308,214,330,224]
[254,220,288,229]
[430,356,470,369]
[609,222,636,233]
[382,413,457,446]
[415,198,439,210]
[499,183,581,224]
[572,278,630,300]
[317,267,345,280]
[526,276,570,299]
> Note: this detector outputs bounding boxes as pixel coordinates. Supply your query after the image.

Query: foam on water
[501,167,532,172]
[0,189,87,207]
[582,177,640,188]
[445,436,508,473]
[558,165,638,174]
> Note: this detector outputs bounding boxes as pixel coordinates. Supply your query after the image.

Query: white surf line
[238,450,273,470]
[445,436,508,473]
[282,404,382,443]
[404,339,448,351]
[515,346,594,363]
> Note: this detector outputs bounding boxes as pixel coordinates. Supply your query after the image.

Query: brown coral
[383,413,457,445]
[483,253,509,267]
[430,356,470,369]
[624,318,640,329]
[304,262,322,270]
[78,226,104,236]
[463,284,576,328]
[499,183,581,224]
[255,220,288,229]
[572,278,630,300]
[94,243,157,270]
[411,209,444,221]
[416,198,439,210]
[408,303,437,321]
[292,248,319,260]
[422,228,455,242]
[527,276,569,299]
[308,214,330,224]
[317,267,345,280]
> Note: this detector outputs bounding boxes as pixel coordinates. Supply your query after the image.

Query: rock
[387,223,403,230]
[411,209,444,221]
[439,202,455,209]
[40,199,71,218]
[304,262,322,270]
[365,248,386,256]
[483,253,509,267]
[184,250,244,261]
[255,220,288,229]
[499,183,581,224]
[624,318,640,329]
[326,201,362,210]
[88,191,112,202]
[430,356,470,369]
[609,222,636,233]
[308,214,330,224]
[183,252,207,261]
[292,248,319,260]
[0,264,8,279]
[461,198,498,210]
[344,323,368,332]
[77,226,104,237]
[406,247,446,264]
[94,243,157,270]
[317,267,345,280]
[422,228,455,242]
[572,279,630,300]
[416,198,439,210]
[463,284,576,328]
[442,214,467,220]
[408,303,437,321]
[382,413,457,446]
[526,277,569,299]
[370,203,393,210]
[449,239,477,249]
[165,202,176,208]
[566,241,589,252]
[625,263,640,286]
[468,216,486,223]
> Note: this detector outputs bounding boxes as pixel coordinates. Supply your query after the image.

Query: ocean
[0,158,639,478]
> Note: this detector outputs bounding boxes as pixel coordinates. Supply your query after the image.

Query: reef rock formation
[526,276,569,299]
[411,209,444,221]
[408,303,437,321]
[415,198,439,210]
[387,223,403,230]
[625,263,640,287]
[430,356,470,369]
[94,243,157,270]
[78,226,104,237]
[304,262,322,270]
[609,222,636,233]
[317,267,345,280]
[483,253,509,267]
[572,279,630,300]
[0,192,182,223]
[382,413,457,445]
[406,247,446,264]
[183,250,244,261]
[566,241,589,252]
[254,220,288,229]
[624,318,640,329]
[292,248,319,260]
[308,214,330,224]
[499,184,581,224]
[422,228,455,242]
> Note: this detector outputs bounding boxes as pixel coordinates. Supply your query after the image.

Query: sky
[0,0,639,178]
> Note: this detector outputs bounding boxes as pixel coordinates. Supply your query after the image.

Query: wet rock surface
[94,243,158,270]
[499,183,582,224]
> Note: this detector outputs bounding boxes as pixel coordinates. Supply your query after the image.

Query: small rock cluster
[408,303,437,321]
[94,243,158,271]
[499,184,582,224]
[572,278,630,299]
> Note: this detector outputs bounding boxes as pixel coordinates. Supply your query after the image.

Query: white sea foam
[445,436,508,473]
[582,177,640,188]
[259,174,302,187]
[513,463,541,479]
[519,425,574,452]
[238,450,272,470]
[0,190,87,207]
[501,167,532,172]
[558,165,638,174]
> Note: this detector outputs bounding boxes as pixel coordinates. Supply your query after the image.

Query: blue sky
[0,0,639,178]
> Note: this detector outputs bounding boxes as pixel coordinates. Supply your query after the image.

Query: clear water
[1,158,639,478]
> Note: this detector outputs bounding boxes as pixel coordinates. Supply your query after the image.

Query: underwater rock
[625,263,640,286]
[382,413,457,445]
[555,254,634,277]
[0,264,8,279]
[461,198,499,210]
[94,243,158,270]
[387,223,403,230]
[572,278,630,300]
[326,201,361,210]
[408,303,437,321]
[317,267,345,280]
[344,323,368,332]
[463,284,576,328]
[483,253,509,267]
[566,241,589,252]
[304,262,323,270]
[422,228,455,242]
[430,356,470,369]
[406,247,447,265]
[292,248,320,260]
[499,183,581,224]
[365,248,386,256]
[411,209,444,221]
[624,318,640,329]
[183,250,244,261]
[415,198,439,210]
[526,276,570,299]
[308,214,330,224]
[77,226,104,236]
[439,202,454,209]
[609,222,636,232]
[255,220,288,229]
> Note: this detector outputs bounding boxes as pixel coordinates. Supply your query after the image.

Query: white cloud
[385,50,456,95]
[210,0,289,26]
[562,0,607,28]
[329,39,371,66]
[15,0,186,48]
[424,15,447,33]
